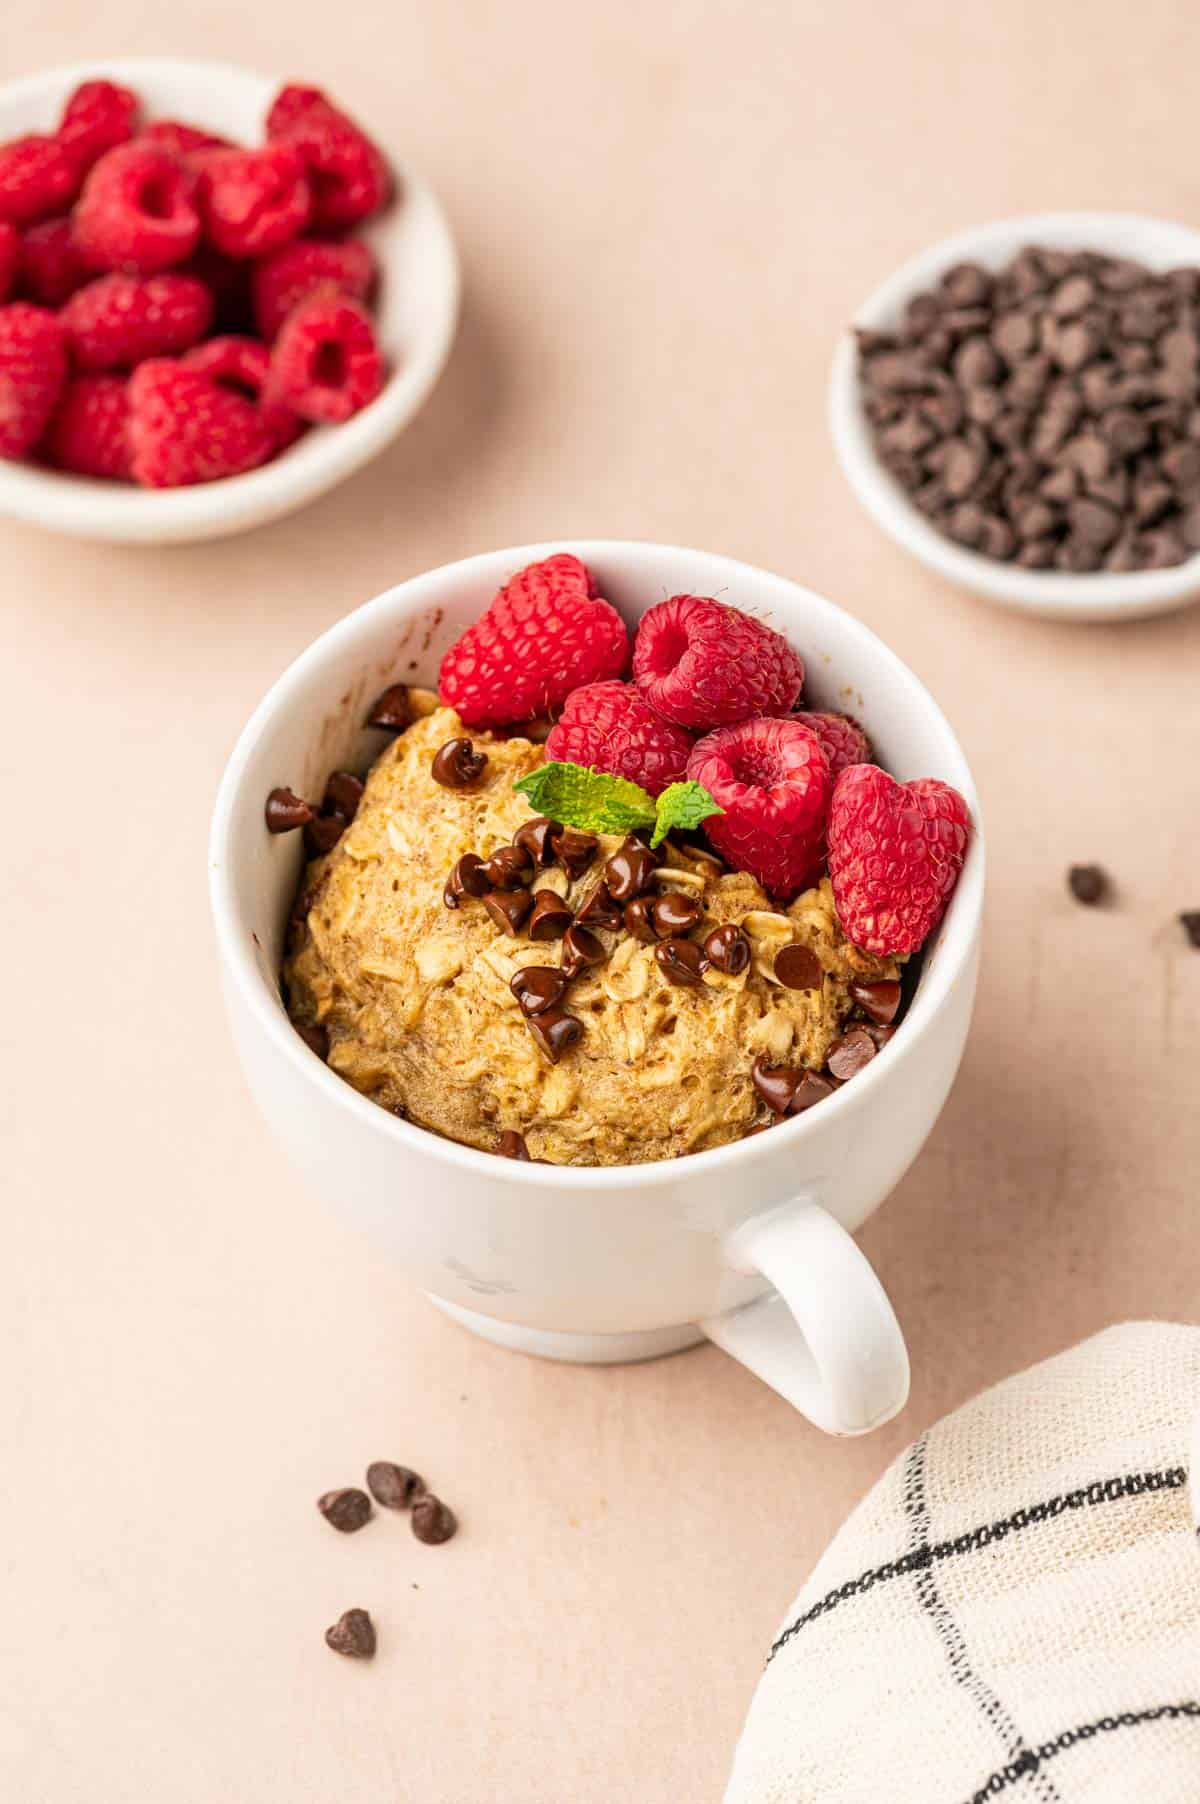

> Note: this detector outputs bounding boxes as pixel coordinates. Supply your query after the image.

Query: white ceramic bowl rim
[830,210,1200,621]
[209,539,986,1192]
[0,57,459,544]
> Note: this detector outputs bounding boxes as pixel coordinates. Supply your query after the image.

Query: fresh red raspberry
[196,144,311,259]
[795,710,871,777]
[633,594,805,730]
[440,555,630,729]
[0,134,79,226]
[61,272,212,371]
[128,358,275,487]
[251,236,376,339]
[0,223,16,302]
[57,80,139,174]
[141,119,232,163]
[827,764,972,956]
[544,681,694,797]
[17,216,91,305]
[686,717,831,900]
[266,84,390,231]
[182,244,251,332]
[267,285,384,422]
[183,335,303,451]
[73,143,200,275]
[0,302,68,458]
[43,372,131,479]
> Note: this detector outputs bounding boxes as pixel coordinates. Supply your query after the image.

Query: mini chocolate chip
[444,852,490,908]
[654,938,707,987]
[1179,911,1200,949]
[366,684,414,732]
[318,1488,372,1533]
[527,1008,583,1063]
[527,890,573,940]
[651,892,702,937]
[497,1129,532,1160]
[510,965,568,1016]
[604,837,659,902]
[483,888,533,935]
[484,844,534,890]
[366,1462,425,1510]
[774,943,823,991]
[702,923,751,975]
[513,816,557,866]
[577,883,623,931]
[431,738,488,789]
[751,1057,803,1116]
[295,1021,329,1060]
[265,786,315,833]
[561,923,607,979]
[550,826,598,878]
[411,1495,457,1545]
[827,1026,879,1082]
[790,1070,836,1113]
[1068,863,1107,905]
[623,898,661,943]
[865,1023,897,1050]
[325,1608,375,1659]
[305,813,346,856]
[322,770,364,821]
[851,979,902,1025]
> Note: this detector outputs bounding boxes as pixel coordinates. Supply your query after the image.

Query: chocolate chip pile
[858,247,1200,572]
[317,1458,458,1663]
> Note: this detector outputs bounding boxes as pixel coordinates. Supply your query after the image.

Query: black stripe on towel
[766,1465,1187,1664]
[903,1437,1061,1804]
[961,1701,1200,1803]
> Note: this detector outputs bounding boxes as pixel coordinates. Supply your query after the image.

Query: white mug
[209,542,984,1435]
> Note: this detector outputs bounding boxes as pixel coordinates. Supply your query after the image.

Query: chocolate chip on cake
[550,826,598,878]
[650,892,702,937]
[527,890,574,940]
[702,923,751,975]
[827,1026,879,1082]
[295,1021,329,1061]
[512,816,557,866]
[483,888,534,935]
[366,684,414,732]
[322,771,365,821]
[654,938,707,987]
[265,786,315,833]
[751,1057,803,1116]
[431,738,488,789]
[560,923,606,979]
[305,813,347,856]
[525,1009,582,1063]
[496,1129,533,1160]
[483,844,534,890]
[510,966,568,1017]
[576,883,623,931]
[623,898,661,943]
[850,979,902,1025]
[443,852,490,908]
[604,837,659,902]
[774,943,822,991]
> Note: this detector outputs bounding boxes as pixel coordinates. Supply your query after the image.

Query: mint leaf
[514,762,657,836]
[650,780,723,848]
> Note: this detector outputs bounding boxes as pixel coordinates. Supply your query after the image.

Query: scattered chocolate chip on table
[1068,863,1108,905]
[325,1608,376,1660]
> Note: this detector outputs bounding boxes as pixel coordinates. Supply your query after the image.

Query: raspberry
[0,302,68,457]
[141,120,231,162]
[266,84,390,231]
[182,244,251,333]
[43,373,131,479]
[827,764,972,957]
[183,336,303,451]
[251,236,376,339]
[795,710,871,777]
[544,681,694,797]
[633,594,805,730]
[440,555,630,729]
[61,272,212,371]
[0,134,79,226]
[73,143,200,275]
[128,358,275,487]
[197,144,311,259]
[17,216,91,305]
[686,717,831,900]
[0,223,16,302]
[57,80,139,173]
[267,286,383,422]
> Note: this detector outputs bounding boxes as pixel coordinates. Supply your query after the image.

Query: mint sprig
[513,762,722,849]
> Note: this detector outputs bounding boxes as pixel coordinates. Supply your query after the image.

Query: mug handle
[699,1200,910,1436]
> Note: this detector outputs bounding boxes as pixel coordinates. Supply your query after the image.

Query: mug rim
[209,539,986,1191]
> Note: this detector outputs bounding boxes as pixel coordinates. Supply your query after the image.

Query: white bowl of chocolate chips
[830,211,1200,622]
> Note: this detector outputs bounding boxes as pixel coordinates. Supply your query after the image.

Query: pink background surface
[3,4,1200,1799]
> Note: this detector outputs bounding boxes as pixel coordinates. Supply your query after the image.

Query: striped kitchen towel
[726,1322,1200,1803]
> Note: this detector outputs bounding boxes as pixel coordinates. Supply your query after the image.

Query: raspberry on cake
[795,710,871,777]
[828,764,972,956]
[544,681,694,796]
[633,592,805,729]
[687,716,832,901]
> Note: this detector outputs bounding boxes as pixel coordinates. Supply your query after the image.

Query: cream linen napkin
[726,1323,1200,1803]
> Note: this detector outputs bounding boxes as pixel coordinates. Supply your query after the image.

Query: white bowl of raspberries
[0,59,459,543]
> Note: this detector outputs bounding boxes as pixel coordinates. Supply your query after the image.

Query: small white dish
[0,58,460,545]
[829,211,1200,623]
